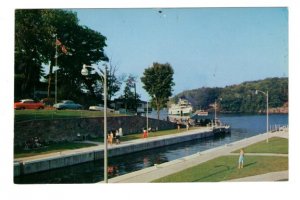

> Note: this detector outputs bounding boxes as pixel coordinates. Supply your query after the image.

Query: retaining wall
[14,116,176,146]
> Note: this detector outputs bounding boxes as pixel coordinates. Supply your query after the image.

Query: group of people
[176,118,191,131]
[108,128,122,145]
[24,137,44,150]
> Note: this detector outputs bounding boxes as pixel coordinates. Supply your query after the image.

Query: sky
[73,7,288,100]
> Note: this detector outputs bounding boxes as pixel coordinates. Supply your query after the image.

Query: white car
[53,100,82,110]
[89,104,115,113]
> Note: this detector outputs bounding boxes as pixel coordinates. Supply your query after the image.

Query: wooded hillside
[172,77,288,113]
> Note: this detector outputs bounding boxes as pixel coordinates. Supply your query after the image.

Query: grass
[153,136,289,182]
[87,127,202,142]
[14,109,125,122]
[14,142,97,158]
[153,155,288,182]
[232,137,288,154]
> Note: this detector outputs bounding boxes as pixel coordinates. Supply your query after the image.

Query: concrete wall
[14,130,214,176]
[14,116,176,146]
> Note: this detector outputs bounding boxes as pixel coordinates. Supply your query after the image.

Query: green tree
[15,10,47,99]
[15,9,108,105]
[141,62,175,120]
[121,75,140,112]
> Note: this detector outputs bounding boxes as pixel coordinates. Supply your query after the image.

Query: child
[238,148,244,169]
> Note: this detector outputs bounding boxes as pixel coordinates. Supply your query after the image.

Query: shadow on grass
[192,162,257,182]
[193,164,234,182]
[244,162,257,168]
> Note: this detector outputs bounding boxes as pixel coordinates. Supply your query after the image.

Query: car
[14,99,45,110]
[53,100,82,110]
[89,104,115,112]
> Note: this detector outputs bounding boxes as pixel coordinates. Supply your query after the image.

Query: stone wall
[14,116,176,146]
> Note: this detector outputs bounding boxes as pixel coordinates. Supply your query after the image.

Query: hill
[172,77,288,113]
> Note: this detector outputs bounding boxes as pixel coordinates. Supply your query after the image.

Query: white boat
[168,98,193,116]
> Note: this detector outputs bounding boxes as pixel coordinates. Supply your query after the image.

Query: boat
[168,98,193,116]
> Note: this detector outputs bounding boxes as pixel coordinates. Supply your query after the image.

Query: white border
[1,1,299,200]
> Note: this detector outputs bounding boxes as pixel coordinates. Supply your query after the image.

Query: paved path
[227,170,288,182]
[107,128,288,183]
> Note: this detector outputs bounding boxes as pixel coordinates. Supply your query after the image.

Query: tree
[15,10,48,99]
[119,75,140,112]
[15,9,108,105]
[141,62,175,120]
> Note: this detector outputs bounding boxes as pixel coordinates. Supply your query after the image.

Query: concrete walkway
[107,128,288,183]
[227,170,288,182]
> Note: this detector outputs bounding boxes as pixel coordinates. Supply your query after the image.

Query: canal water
[14,114,288,184]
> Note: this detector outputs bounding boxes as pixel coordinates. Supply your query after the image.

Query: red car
[14,99,45,110]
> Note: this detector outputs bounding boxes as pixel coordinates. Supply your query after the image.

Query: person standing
[238,149,245,169]
[119,127,123,136]
[176,119,180,131]
[115,129,120,144]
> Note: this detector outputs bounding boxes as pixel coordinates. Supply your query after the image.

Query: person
[238,148,244,169]
[119,127,123,136]
[176,119,180,131]
[108,131,113,145]
[115,129,120,144]
[110,131,114,144]
[143,128,148,138]
[186,118,190,131]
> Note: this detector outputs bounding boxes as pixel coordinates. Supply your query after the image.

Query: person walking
[238,148,245,169]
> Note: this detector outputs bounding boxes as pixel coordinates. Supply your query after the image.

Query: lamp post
[53,34,61,104]
[255,89,269,143]
[81,64,108,183]
[146,101,149,132]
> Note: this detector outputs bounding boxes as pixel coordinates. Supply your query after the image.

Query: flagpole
[55,34,58,104]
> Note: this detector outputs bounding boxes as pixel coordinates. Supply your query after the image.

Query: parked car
[14,99,45,110]
[53,100,82,110]
[89,104,115,113]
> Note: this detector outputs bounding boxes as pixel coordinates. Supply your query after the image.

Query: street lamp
[146,100,149,132]
[81,63,108,183]
[255,89,269,143]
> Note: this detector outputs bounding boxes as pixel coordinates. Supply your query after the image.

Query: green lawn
[233,137,288,154]
[153,136,289,182]
[122,127,201,141]
[88,127,202,142]
[153,155,288,182]
[14,109,125,122]
[14,142,97,158]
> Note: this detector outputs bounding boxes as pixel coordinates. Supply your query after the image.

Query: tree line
[173,77,288,113]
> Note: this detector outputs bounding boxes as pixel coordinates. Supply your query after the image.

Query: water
[14,114,288,184]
